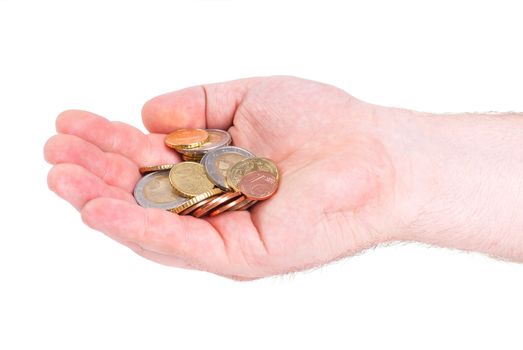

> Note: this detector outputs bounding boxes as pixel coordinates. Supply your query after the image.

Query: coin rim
[239,200,258,211]
[139,164,176,175]
[178,194,221,215]
[192,191,243,218]
[208,195,247,217]
[228,198,257,211]
[133,170,189,210]
[177,129,232,155]
[169,188,223,214]
[201,146,255,190]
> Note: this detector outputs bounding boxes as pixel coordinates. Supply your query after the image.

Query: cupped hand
[44,76,403,279]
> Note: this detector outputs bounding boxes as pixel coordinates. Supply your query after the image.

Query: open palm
[45,76,399,279]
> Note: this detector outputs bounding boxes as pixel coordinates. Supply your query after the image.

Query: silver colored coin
[178,129,232,155]
[202,146,254,190]
[133,170,189,210]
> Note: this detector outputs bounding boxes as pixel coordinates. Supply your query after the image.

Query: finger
[44,134,140,192]
[48,164,135,210]
[141,77,261,133]
[81,198,227,269]
[56,110,179,166]
[81,197,268,277]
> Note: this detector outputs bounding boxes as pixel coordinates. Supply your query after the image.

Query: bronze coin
[139,164,176,175]
[240,200,258,211]
[239,171,278,200]
[169,188,223,214]
[178,195,220,215]
[226,157,279,191]
[208,195,247,217]
[192,192,242,218]
[229,199,257,211]
[165,129,209,149]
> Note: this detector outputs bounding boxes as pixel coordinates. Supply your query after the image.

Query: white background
[1,0,522,349]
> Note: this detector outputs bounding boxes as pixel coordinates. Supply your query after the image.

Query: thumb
[141,77,262,133]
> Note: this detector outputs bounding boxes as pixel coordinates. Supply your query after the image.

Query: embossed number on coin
[226,157,279,192]
[239,171,278,201]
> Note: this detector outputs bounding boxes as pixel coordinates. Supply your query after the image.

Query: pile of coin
[133,128,279,217]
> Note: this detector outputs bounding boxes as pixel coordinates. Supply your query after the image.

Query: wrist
[377,106,523,260]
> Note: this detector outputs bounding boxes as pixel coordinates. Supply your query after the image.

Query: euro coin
[182,154,203,162]
[165,128,209,149]
[139,164,176,175]
[192,191,243,218]
[239,171,278,200]
[178,195,220,215]
[228,198,257,211]
[178,129,231,156]
[202,146,254,190]
[169,188,223,214]
[226,157,279,192]
[169,161,215,197]
[208,195,247,217]
[239,200,258,211]
[133,170,189,210]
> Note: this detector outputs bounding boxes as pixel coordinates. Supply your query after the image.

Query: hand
[44,76,523,279]
[45,76,404,278]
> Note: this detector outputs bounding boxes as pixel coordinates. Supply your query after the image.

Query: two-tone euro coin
[178,129,231,156]
[133,170,189,210]
[202,146,254,190]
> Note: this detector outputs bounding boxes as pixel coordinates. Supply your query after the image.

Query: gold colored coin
[165,129,209,149]
[226,157,279,192]
[133,170,189,210]
[139,164,176,175]
[169,161,215,197]
[178,195,219,215]
[169,188,223,214]
[182,154,203,162]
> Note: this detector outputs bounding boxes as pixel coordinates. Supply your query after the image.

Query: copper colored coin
[239,171,278,200]
[208,195,247,217]
[231,199,257,211]
[192,192,242,218]
[239,200,258,211]
[169,188,222,214]
[165,129,209,149]
[178,195,220,215]
[139,164,176,175]
[229,197,252,211]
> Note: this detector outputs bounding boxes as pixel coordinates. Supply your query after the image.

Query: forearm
[380,106,523,260]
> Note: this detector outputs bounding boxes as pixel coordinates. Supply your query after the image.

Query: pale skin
[44,76,523,279]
